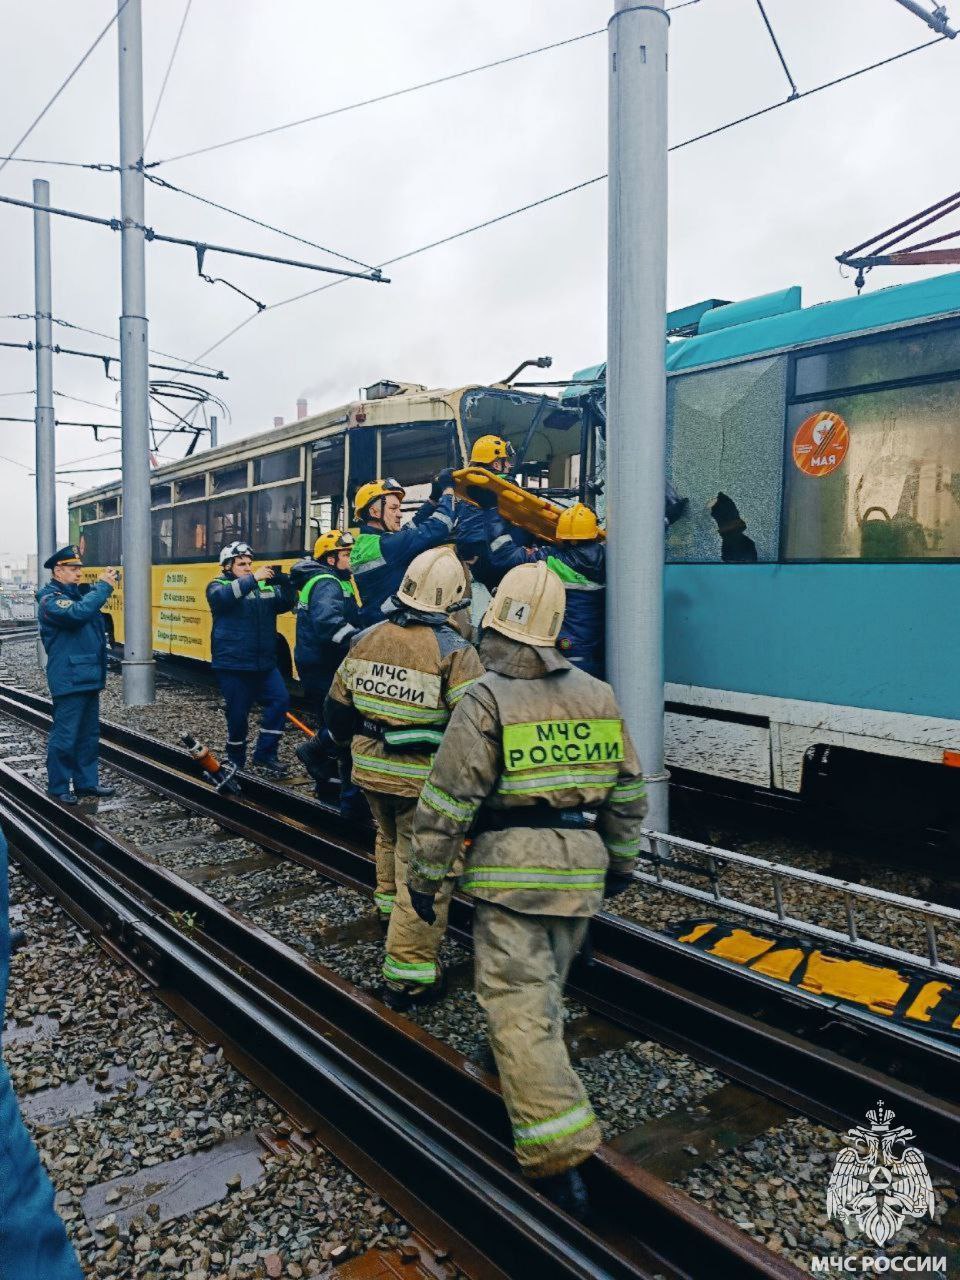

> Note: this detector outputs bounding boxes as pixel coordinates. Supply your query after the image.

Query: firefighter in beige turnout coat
[407,561,646,1216]
[324,547,484,1007]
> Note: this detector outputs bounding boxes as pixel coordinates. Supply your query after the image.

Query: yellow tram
[67,379,589,672]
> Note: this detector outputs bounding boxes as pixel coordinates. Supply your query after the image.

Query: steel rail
[0,763,798,1280]
[1,684,959,1177]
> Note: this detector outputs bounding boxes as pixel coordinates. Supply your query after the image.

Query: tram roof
[67,381,552,505]
[565,269,960,394]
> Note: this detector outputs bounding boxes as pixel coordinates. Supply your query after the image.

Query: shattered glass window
[666,356,787,563]
[782,380,960,561]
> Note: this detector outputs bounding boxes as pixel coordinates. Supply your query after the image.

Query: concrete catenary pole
[117,0,155,704]
[33,179,56,585]
[606,0,670,833]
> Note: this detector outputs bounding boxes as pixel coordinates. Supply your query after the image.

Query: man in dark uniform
[350,476,456,628]
[207,541,295,777]
[36,545,117,805]
[289,530,363,814]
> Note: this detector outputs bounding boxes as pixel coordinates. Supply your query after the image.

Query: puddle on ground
[609,1081,790,1179]
[81,1130,265,1233]
[4,1013,59,1046]
[20,1066,150,1127]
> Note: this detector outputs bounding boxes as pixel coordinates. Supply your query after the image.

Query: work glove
[466,485,498,510]
[603,870,634,899]
[428,469,454,502]
[409,889,437,925]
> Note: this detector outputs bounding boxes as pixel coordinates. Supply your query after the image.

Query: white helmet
[396,546,466,614]
[219,541,253,567]
[482,561,565,647]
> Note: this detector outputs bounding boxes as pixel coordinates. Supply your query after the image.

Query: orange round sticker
[792,411,849,477]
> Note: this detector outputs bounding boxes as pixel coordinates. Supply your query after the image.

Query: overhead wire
[0,155,116,171]
[189,27,950,365]
[0,190,387,285]
[754,0,799,97]
[144,0,193,152]
[0,0,131,179]
[671,34,947,152]
[188,175,607,363]
[143,172,378,272]
[145,28,606,168]
[146,0,703,169]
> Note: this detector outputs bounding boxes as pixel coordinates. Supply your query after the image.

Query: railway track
[0,718,800,1277]
[0,681,958,1176]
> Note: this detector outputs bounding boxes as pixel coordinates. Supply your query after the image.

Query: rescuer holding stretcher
[487,501,607,677]
[324,547,484,998]
[350,475,457,628]
[36,545,118,804]
[451,435,527,592]
[207,542,295,776]
[289,530,363,815]
[405,560,645,1218]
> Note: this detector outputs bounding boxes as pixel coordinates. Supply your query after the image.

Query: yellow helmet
[313,529,356,560]
[555,502,600,542]
[353,476,405,519]
[482,561,565,647]
[470,435,514,466]
[396,546,466,614]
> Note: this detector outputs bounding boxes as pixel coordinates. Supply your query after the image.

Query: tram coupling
[181,733,241,795]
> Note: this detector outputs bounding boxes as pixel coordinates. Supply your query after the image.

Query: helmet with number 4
[482,561,565,647]
[396,546,466,614]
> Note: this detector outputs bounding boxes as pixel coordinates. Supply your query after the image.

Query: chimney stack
[273,416,284,428]
[296,398,308,420]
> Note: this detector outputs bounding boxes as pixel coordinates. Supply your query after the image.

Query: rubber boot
[533,1166,591,1224]
[295,734,331,786]
[381,963,447,1014]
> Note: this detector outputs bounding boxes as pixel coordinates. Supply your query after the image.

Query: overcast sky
[0,0,957,555]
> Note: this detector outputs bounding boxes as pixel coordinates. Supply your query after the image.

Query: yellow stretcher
[671,918,960,1038]
[452,467,605,545]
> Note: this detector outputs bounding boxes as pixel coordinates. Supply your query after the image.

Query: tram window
[80,503,97,523]
[212,463,248,493]
[254,448,300,485]
[209,493,249,550]
[173,501,208,560]
[794,325,960,397]
[380,424,457,489]
[311,436,345,533]
[252,482,304,555]
[99,497,118,518]
[152,509,173,562]
[666,355,786,563]
[176,475,206,502]
[782,380,960,561]
[151,484,172,508]
[80,519,120,566]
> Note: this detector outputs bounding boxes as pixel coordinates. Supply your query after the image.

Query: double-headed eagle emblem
[827,1102,935,1247]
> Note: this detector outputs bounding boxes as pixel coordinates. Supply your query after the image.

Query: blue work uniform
[487,512,606,677]
[453,481,528,593]
[0,830,82,1279]
[350,493,455,629]
[206,572,294,768]
[36,579,112,797]
[291,560,363,814]
[292,561,360,689]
